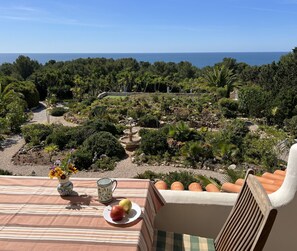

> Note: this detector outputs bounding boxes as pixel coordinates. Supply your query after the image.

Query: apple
[110,205,125,221]
[119,199,132,213]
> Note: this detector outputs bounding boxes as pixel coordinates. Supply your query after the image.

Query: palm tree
[203,65,237,98]
[181,141,213,168]
[214,141,240,163]
[168,121,194,142]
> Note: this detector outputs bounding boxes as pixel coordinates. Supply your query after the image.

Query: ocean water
[0,52,288,68]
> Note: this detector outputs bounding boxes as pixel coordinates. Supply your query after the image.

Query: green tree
[0,63,14,76]
[70,75,88,101]
[14,55,40,80]
[5,81,39,108]
[6,100,27,132]
[0,81,26,121]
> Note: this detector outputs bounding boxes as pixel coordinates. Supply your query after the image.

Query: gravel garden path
[0,103,228,183]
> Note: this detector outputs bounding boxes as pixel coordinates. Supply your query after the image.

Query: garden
[1,52,297,189]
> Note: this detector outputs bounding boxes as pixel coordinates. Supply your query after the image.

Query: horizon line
[0,51,290,54]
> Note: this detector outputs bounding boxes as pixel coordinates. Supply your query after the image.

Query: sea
[0,52,289,68]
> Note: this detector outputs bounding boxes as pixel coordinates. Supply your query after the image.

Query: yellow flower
[48,152,78,179]
[49,169,56,179]
[68,165,78,173]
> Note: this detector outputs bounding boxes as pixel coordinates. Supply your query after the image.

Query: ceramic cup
[97,178,117,203]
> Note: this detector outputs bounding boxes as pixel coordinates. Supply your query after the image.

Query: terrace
[154,143,297,251]
[0,145,296,250]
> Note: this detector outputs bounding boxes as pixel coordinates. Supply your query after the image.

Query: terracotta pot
[155,180,168,190]
[188,182,203,192]
[205,184,220,192]
[170,181,184,190]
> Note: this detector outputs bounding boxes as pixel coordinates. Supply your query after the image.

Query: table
[0,176,165,251]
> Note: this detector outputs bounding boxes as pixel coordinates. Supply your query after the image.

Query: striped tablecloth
[0,176,165,251]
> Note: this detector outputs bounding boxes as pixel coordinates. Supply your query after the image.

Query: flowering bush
[49,154,78,179]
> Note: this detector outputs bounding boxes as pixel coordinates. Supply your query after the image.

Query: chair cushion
[153,230,215,251]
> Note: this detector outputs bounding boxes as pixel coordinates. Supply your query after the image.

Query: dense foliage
[1,48,297,173]
[50,107,67,116]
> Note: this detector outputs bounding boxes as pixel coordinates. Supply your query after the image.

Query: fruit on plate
[110,205,125,221]
[119,198,132,213]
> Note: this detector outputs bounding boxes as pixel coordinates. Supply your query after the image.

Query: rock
[131,157,135,163]
[100,154,108,159]
[228,164,237,170]
[138,153,146,160]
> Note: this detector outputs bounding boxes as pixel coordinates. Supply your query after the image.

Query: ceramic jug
[97,178,117,203]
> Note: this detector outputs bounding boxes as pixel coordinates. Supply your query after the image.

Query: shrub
[138,114,160,128]
[82,131,125,159]
[140,130,169,155]
[218,98,238,118]
[242,134,279,172]
[284,115,297,138]
[152,94,159,103]
[0,118,9,134]
[65,126,90,148]
[82,97,96,106]
[127,107,146,119]
[0,169,13,175]
[83,119,121,136]
[73,149,93,170]
[222,119,249,146]
[238,85,269,117]
[45,125,72,150]
[50,107,67,116]
[22,123,52,145]
[216,87,228,99]
[138,128,150,137]
[226,169,246,183]
[93,157,116,171]
[181,141,213,168]
[168,121,200,142]
[44,144,58,162]
[173,107,190,120]
[134,170,162,180]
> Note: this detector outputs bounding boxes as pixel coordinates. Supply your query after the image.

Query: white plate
[103,202,142,225]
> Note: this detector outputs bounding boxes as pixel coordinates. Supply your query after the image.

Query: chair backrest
[215,170,277,251]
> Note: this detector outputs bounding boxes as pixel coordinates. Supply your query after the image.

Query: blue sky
[0,0,296,53]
